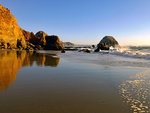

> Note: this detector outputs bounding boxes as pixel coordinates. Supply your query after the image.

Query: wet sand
[0,50,149,113]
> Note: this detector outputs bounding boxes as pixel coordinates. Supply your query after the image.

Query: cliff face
[0,4,26,49]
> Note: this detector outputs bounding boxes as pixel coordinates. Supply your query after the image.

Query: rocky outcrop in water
[95,36,119,51]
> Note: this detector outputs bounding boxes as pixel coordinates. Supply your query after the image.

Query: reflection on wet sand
[0,50,60,91]
[23,51,60,67]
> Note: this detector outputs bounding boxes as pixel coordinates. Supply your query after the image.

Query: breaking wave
[100,46,150,60]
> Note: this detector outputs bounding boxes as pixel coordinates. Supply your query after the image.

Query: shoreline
[0,49,149,113]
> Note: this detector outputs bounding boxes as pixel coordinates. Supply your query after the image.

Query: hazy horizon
[1,0,150,46]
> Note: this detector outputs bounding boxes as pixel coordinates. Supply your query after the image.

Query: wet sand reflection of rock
[23,51,60,67]
[119,71,150,113]
[44,55,60,67]
[0,50,60,91]
[0,51,26,91]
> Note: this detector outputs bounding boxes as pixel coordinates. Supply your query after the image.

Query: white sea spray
[108,46,150,60]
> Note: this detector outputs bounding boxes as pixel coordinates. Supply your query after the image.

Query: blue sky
[1,0,150,45]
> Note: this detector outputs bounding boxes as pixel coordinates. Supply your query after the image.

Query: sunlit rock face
[0,5,26,49]
[0,50,60,91]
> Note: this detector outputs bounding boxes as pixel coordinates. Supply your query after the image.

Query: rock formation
[44,35,64,50]
[0,4,64,50]
[99,36,119,47]
[95,36,119,51]
[0,4,26,49]
[35,31,48,46]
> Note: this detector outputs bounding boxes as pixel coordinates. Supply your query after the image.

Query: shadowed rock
[99,36,119,47]
[95,36,119,51]
[44,35,64,50]
[35,31,48,46]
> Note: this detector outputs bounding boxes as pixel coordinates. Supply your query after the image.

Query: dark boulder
[44,35,64,50]
[99,36,119,47]
[78,49,91,53]
[92,45,95,48]
[95,36,119,52]
[84,49,91,53]
[61,49,66,53]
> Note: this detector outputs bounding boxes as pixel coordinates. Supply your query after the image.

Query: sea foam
[100,46,150,60]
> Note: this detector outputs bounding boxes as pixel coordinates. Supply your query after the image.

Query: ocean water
[0,49,150,113]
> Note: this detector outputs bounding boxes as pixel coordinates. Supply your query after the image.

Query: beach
[0,50,150,113]
[0,1,150,112]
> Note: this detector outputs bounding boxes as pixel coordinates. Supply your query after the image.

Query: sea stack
[95,36,119,52]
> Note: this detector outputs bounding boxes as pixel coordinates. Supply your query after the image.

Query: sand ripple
[119,71,150,113]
